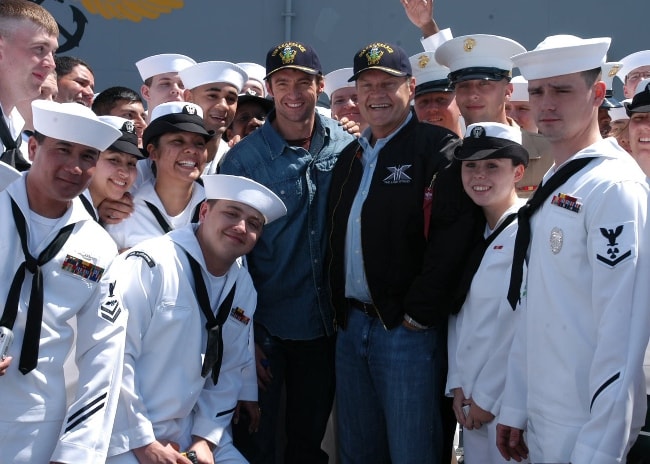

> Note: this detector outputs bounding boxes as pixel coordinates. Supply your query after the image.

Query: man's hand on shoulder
[98,192,134,225]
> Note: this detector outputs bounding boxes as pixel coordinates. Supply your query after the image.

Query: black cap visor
[449,67,511,84]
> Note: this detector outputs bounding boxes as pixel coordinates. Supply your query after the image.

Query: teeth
[178,161,196,167]
[287,103,302,108]
[370,104,389,109]
[473,186,490,191]
[640,137,650,142]
[111,180,126,186]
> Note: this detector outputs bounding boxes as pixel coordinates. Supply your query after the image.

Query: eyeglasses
[627,71,650,81]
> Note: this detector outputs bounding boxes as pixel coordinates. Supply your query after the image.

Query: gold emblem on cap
[366,46,384,66]
[608,64,621,78]
[418,55,430,69]
[280,46,297,64]
[463,38,476,52]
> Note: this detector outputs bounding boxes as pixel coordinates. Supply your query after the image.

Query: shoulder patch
[99,281,123,324]
[594,221,635,268]
[126,250,156,268]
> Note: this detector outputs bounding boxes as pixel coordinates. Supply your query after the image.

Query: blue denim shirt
[219,110,354,339]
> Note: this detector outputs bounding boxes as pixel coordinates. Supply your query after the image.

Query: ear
[198,200,211,223]
[146,143,157,160]
[140,84,150,102]
[513,163,525,183]
[593,80,606,106]
[183,88,194,102]
[505,82,514,101]
[28,135,38,162]
[316,77,325,95]
[408,76,416,99]
[266,80,273,98]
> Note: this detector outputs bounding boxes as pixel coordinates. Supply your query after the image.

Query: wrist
[403,314,429,329]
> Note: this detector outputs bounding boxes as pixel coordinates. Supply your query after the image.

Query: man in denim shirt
[220,41,354,464]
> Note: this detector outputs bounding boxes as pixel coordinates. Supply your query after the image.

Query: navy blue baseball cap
[349,42,412,81]
[265,41,322,79]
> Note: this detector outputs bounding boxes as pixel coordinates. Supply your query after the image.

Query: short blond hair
[0,0,58,39]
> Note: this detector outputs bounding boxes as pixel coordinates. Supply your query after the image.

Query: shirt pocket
[269,177,302,211]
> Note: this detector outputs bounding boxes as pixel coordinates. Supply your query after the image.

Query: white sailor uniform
[0,175,125,463]
[107,224,256,463]
[500,138,650,464]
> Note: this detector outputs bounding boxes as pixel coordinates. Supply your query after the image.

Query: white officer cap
[135,53,197,81]
[0,162,20,192]
[409,52,453,96]
[202,174,287,224]
[435,35,526,83]
[456,122,528,166]
[237,62,267,94]
[32,100,121,151]
[510,76,529,102]
[601,62,624,108]
[617,50,650,82]
[324,68,355,99]
[512,35,610,81]
[179,61,248,93]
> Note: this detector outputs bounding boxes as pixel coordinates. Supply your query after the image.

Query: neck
[272,113,316,141]
[483,190,519,230]
[154,177,194,216]
[552,125,601,167]
[87,188,105,209]
[0,92,16,117]
[206,136,221,163]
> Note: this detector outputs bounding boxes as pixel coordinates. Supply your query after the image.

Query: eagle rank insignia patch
[595,222,634,268]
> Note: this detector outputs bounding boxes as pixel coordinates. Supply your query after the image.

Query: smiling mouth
[472,185,490,192]
[110,179,127,187]
[177,161,198,168]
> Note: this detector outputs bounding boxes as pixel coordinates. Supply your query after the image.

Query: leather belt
[347,298,378,318]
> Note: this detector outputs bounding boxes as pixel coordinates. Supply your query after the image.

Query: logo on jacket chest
[383,164,412,184]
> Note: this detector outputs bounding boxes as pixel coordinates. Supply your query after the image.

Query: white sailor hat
[455,122,528,166]
[617,50,650,82]
[625,78,650,115]
[135,53,197,81]
[324,68,355,99]
[511,35,610,81]
[435,34,525,84]
[143,102,214,149]
[409,52,453,96]
[510,75,529,102]
[610,100,631,121]
[202,174,287,224]
[32,100,121,151]
[600,62,624,108]
[179,61,248,93]
[237,62,267,94]
[97,116,145,159]
[0,162,20,192]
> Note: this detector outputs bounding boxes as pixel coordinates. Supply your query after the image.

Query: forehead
[151,72,182,84]
[65,65,93,79]
[41,135,99,153]
[270,68,315,82]
[415,90,453,101]
[357,69,400,81]
[236,100,267,113]
[331,87,356,99]
[215,199,264,221]
[529,72,585,87]
[628,65,650,76]
[192,82,238,95]
[111,100,144,112]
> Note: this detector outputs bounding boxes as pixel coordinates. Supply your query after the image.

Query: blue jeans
[336,308,443,464]
[233,323,335,464]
